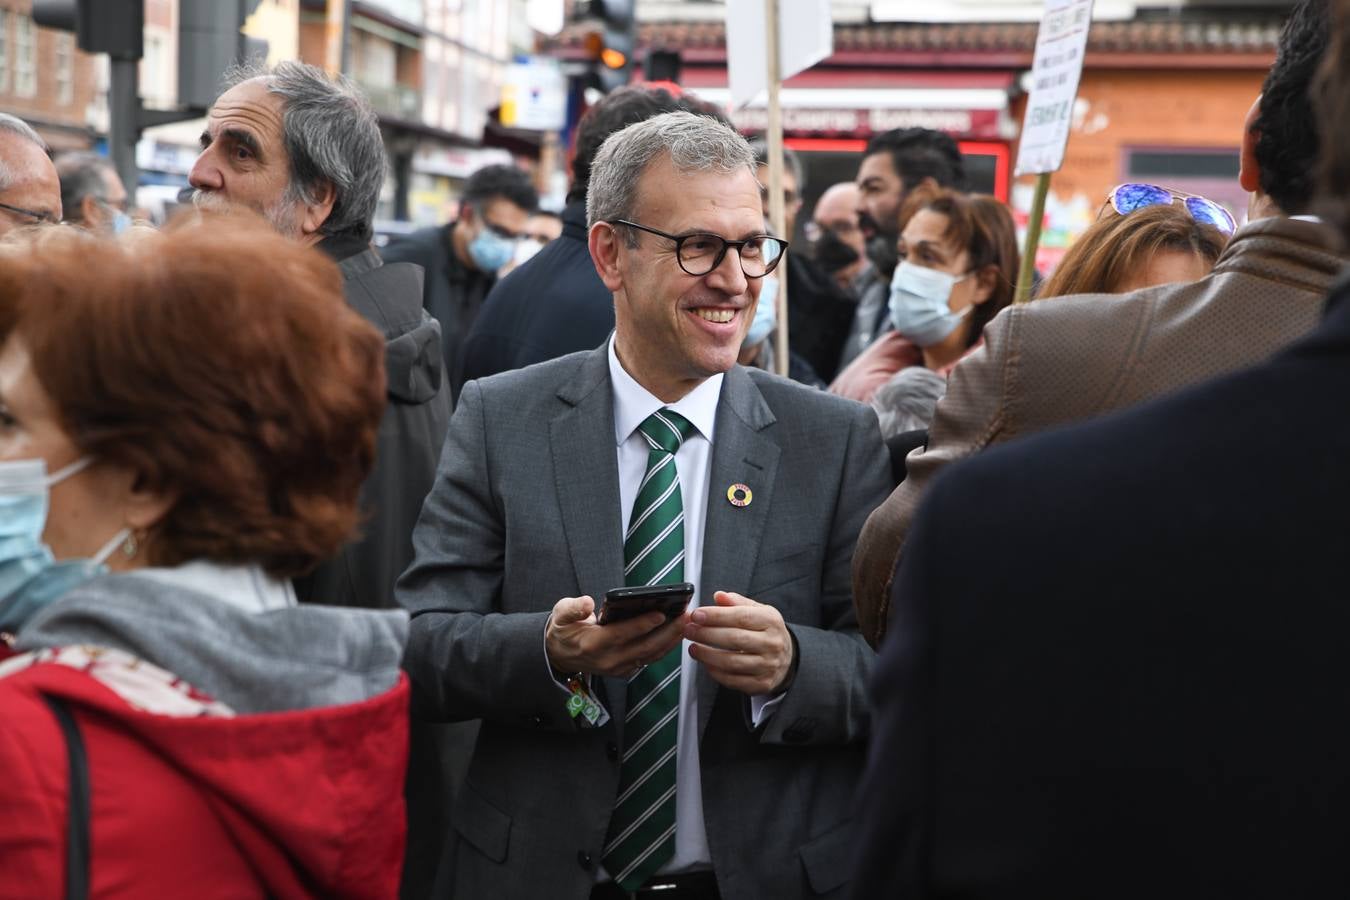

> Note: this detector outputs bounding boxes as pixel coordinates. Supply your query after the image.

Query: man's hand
[545,595,688,678]
[685,591,795,696]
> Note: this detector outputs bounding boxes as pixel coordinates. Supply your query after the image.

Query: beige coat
[852,215,1347,647]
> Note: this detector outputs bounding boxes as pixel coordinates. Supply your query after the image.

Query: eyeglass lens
[678,234,785,277]
[1183,197,1237,234]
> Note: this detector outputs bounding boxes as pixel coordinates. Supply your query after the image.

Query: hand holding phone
[598,582,695,625]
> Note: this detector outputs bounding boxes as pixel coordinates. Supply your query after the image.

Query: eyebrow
[200,126,264,160]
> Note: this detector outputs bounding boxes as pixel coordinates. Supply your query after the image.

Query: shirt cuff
[749,691,786,728]
[543,613,576,696]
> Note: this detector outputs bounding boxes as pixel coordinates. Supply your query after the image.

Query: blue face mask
[888,260,972,347]
[468,223,517,273]
[99,199,131,235]
[0,457,126,633]
[743,277,779,347]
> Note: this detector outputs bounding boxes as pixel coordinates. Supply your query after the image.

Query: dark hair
[462,164,538,214]
[864,128,966,193]
[748,138,804,190]
[899,186,1018,347]
[225,61,389,243]
[0,217,386,578]
[54,152,119,224]
[1313,0,1350,244]
[1251,0,1329,215]
[1037,204,1228,298]
[568,85,731,204]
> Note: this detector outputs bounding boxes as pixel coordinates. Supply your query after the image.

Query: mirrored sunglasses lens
[1184,197,1236,234]
[1111,183,1172,215]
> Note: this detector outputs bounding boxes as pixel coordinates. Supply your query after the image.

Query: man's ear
[80,194,103,226]
[1238,96,1262,193]
[588,221,626,292]
[299,179,337,238]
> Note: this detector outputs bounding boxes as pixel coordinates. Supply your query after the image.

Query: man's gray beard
[191,189,302,240]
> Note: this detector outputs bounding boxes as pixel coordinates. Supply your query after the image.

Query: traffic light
[32,0,143,59]
[578,0,635,93]
[179,0,269,109]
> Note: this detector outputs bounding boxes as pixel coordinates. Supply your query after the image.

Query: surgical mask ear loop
[43,457,93,488]
[91,527,134,566]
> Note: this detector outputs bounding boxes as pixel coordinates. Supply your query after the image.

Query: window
[14,14,35,99]
[0,11,9,95]
[1127,149,1240,180]
[55,34,74,106]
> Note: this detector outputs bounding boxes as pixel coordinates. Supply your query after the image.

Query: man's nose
[187,150,222,192]
[706,246,749,296]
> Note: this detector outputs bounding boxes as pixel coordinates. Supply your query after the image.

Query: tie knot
[637,409,694,454]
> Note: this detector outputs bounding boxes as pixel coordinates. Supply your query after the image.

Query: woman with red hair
[0,218,407,898]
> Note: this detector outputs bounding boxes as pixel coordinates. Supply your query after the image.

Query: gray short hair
[586,110,755,242]
[55,152,118,223]
[0,113,49,191]
[224,61,386,242]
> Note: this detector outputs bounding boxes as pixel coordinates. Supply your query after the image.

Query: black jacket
[460,201,614,383]
[294,236,451,609]
[381,222,495,401]
[852,268,1350,898]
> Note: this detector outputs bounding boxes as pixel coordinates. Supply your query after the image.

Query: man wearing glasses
[399,111,890,900]
[0,113,60,238]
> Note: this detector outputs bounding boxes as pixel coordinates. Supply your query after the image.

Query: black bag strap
[42,695,90,900]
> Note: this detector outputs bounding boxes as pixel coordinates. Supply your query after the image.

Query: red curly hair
[0,217,386,578]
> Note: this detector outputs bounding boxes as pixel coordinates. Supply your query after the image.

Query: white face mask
[512,238,544,267]
[887,261,972,347]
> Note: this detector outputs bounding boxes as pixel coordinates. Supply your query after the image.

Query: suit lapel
[549,345,629,724]
[696,367,780,741]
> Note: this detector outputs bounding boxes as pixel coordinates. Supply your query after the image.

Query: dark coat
[381,222,495,401]
[784,253,859,383]
[851,269,1350,899]
[294,237,451,610]
[460,200,614,384]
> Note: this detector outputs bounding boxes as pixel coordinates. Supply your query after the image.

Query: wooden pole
[764,0,790,377]
[1015,172,1051,304]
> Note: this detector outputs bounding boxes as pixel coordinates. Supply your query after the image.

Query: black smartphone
[598,582,694,625]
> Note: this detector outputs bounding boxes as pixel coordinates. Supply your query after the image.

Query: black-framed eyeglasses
[0,201,57,225]
[610,219,788,279]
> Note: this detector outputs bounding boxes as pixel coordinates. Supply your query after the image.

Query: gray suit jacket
[397,344,891,900]
[851,215,1347,647]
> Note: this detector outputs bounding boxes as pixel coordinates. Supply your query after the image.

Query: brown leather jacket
[853,215,1348,647]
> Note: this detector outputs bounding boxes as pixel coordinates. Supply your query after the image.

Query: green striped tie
[603,408,694,889]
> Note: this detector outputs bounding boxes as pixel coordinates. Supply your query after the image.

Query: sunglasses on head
[1106,183,1237,236]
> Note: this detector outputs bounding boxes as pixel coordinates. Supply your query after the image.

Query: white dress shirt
[603,337,783,878]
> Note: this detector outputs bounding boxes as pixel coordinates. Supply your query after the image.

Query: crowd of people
[0,0,1347,896]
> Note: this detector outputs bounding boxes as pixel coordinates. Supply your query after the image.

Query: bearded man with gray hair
[188,61,450,611]
[398,110,890,900]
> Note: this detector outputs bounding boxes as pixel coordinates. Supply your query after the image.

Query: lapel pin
[727,483,752,508]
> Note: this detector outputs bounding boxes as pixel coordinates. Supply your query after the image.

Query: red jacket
[0,648,409,899]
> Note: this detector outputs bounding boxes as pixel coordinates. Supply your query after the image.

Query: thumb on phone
[552,595,596,626]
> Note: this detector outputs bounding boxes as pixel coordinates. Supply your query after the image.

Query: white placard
[726,0,833,110]
[1014,0,1094,176]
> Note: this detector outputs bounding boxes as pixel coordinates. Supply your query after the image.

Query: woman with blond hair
[1039,185,1233,299]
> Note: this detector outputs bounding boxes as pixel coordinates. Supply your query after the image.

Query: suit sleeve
[757,402,892,748]
[850,305,1022,648]
[396,380,579,731]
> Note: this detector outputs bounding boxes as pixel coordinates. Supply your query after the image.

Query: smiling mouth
[692,308,737,324]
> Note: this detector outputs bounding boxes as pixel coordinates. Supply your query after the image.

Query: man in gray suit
[398,111,891,900]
